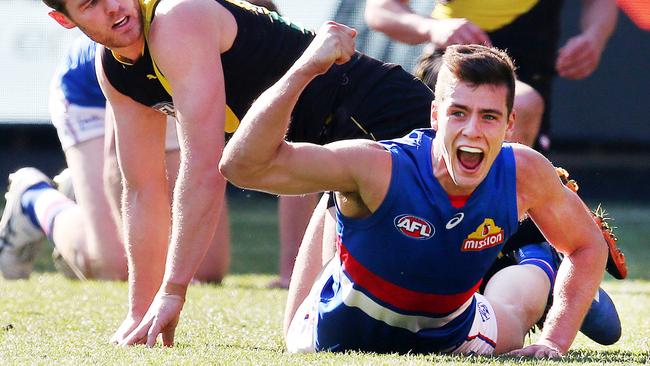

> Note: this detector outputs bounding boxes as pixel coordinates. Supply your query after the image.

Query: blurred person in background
[365,0,618,151]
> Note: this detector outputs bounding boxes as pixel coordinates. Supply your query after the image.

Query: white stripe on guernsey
[339,271,474,332]
[33,189,75,236]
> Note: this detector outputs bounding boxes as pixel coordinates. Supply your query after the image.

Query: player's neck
[431,144,477,197]
[110,36,146,64]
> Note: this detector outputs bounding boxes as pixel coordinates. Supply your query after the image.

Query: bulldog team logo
[394,214,435,240]
[461,218,504,251]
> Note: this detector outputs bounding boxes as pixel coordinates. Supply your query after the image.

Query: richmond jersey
[101,0,424,141]
[51,36,105,108]
[316,129,519,353]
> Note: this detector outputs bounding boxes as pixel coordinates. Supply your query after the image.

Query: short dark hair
[43,0,67,15]
[413,49,444,91]
[426,45,517,114]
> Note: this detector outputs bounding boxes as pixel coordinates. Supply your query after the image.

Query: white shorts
[49,93,180,151]
[286,260,498,355]
[451,293,498,355]
[285,259,338,353]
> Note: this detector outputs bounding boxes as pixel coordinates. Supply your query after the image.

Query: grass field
[1,194,650,365]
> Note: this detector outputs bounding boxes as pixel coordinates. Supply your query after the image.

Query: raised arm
[220,22,381,199]
[364,0,490,48]
[119,0,229,347]
[96,52,171,344]
[510,146,608,356]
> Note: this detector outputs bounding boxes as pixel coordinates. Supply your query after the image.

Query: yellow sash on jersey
[432,0,538,32]
[139,0,240,133]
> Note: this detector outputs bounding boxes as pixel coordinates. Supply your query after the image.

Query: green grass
[1,196,650,365]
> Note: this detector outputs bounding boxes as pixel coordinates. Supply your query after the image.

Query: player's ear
[49,11,76,29]
[430,101,438,131]
[505,109,516,137]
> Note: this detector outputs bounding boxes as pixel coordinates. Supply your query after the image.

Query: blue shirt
[316,129,518,353]
[52,36,105,108]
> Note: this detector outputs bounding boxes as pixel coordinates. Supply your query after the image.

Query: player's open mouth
[457,146,484,171]
[113,16,129,29]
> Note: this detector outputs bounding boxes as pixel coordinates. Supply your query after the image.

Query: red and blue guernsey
[316,129,519,353]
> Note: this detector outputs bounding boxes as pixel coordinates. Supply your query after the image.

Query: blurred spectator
[365,0,618,151]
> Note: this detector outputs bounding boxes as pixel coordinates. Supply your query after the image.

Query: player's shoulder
[510,143,563,207]
[148,0,230,46]
[510,143,552,175]
[152,0,224,21]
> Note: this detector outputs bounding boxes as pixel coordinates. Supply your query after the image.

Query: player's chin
[453,162,486,187]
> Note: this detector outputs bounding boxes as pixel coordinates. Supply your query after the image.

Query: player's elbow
[219,155,263,189]
[573,236,608,274]
[595,237,609,268]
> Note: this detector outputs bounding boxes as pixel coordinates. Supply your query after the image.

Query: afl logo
[394,214,435,240]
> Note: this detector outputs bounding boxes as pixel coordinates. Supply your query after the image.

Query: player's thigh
[64,137,109,210]
[485,265,550,354]
[64,136,127,267]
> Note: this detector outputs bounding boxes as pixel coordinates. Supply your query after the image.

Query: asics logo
[446,212,464,229]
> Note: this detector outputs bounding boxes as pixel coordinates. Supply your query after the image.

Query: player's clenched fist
[296,21,357,77]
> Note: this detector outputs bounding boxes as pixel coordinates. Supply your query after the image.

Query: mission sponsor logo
[461,218,504,251]
[394,214,434,240]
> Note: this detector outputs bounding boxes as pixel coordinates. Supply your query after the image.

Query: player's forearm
[540,241,607,353]
[122,184,172,316]
[581,0,618,48]
[365,0,434,44]
[220,64,315,188]
[162,164,226,288]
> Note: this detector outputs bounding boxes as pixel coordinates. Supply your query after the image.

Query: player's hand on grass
[296,21,357,77]
[110,313,144,344]
[506,341,564,359]
[119,284,187,347]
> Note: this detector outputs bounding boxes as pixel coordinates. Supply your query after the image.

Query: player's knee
[514,84,544,121]
[485,265,549,326]
[86,256,128,281]
[193,271,226,285]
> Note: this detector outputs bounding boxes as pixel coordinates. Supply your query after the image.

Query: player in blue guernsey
[221,24,608,358]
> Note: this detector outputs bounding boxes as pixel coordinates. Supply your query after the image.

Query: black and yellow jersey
[432,0,538,31]
[432,0,562,33]
[102,0,315,133]
[102,0,433,145]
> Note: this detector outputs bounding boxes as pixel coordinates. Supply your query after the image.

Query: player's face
[60,0,143,49]
[433,78,514,191]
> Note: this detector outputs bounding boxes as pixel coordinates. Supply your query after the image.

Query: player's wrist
[160,281,189,300]
[537,336,568,355]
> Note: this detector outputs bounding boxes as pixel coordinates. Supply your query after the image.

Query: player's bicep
[519,149,601,256]
[256,140,386,196]
[148,2,226,164]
